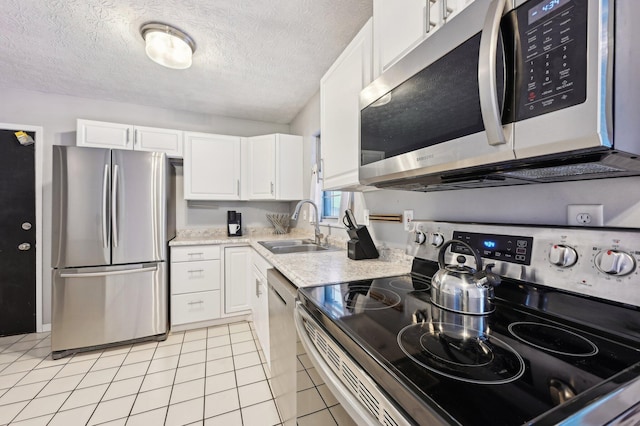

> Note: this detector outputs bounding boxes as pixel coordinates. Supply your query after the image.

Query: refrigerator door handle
[60,264,158,278]
[112,164,119,247]
[102,164,110,248]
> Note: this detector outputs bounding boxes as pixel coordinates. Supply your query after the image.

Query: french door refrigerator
[51,146,169,359]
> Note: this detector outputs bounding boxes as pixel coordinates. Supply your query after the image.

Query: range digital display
[528,0,571,25]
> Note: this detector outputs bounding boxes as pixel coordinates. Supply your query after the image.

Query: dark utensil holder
[347,226,379,260]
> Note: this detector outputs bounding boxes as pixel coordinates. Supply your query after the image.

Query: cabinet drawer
[171,290,221,325]
[171,260,220,294]
[172,245,220,262]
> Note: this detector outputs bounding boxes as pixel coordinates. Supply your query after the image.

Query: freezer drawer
[52,262,167,357]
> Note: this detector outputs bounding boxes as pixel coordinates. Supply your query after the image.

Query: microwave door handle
[478,0,508,146]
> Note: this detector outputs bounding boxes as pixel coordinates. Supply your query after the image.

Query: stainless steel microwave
[359,0,640,191]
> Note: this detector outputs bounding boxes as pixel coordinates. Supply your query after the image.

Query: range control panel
[452,231,534,265]
[514,0,588,120]
[407,221,640,308]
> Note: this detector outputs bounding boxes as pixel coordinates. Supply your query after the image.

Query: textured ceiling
[0,0,372,124]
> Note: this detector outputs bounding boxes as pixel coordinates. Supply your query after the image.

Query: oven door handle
[294,303,385,426]
[478,0,508,146]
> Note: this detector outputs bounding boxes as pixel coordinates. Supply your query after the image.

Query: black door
[0,129,36,336]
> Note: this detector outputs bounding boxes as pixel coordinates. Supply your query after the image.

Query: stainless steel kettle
[430,240,501,315]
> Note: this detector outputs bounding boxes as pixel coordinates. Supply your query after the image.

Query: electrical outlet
[567,204,603,226]
[403,210,414,231]
[363,209,370,226]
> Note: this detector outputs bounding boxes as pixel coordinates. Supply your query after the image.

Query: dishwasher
[268,269,297,426]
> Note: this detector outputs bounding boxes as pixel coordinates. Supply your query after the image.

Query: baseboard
[41,323,51,332]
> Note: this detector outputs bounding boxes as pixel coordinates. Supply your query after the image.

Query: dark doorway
[0,129,36,336]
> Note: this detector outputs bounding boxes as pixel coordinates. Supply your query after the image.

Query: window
[314,134,343,221]
[322,191,341,219]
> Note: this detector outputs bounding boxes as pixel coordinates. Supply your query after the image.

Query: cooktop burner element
[508,322,599,357]
[343,286,401,311]
[388,278,430,291]
[398,322,525,384]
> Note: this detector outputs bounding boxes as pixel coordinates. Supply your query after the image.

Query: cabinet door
[251,265,271,368]
[184,132,241,200]
[77,119,133,149]
[224,246,251,314]
[373,0,428,74]
[275,134,303,200]
[246,135,276,200]
[374,0,473,74]
[320,19,372,191]
[134,126,183,158]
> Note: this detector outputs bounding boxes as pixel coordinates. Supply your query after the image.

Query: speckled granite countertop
[170,228,412,288]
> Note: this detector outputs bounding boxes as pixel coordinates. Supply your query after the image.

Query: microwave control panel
[514,0,588,121]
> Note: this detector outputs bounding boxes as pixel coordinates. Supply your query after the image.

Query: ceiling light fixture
[140,22,196,70]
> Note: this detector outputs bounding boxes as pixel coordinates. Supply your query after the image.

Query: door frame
[0,123,44,333]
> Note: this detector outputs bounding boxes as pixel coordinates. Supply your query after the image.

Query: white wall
[291,90,640,249]
[289,90,321,234]
[0,87,290,325]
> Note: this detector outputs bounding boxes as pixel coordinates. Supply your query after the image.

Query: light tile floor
[0,322,355,426]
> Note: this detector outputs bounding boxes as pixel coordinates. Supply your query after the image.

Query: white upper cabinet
[321,18,373,191]
[246,134,303,200]
[373,0,473,74]
[184,132,242,200]
[133,125,183,157]
[77,119,183,157]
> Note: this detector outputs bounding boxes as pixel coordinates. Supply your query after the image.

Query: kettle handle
[438,240,483,272]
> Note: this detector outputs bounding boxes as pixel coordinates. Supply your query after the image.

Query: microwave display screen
[528,0,572,25]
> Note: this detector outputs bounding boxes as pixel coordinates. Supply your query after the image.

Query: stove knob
[548,244,578,267]
[595,250,636,276]
[429,232,444,248]
[414,231,426,245]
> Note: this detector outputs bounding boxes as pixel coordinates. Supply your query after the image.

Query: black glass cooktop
[298,272,640,425]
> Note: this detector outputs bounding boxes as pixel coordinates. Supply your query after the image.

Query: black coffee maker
[227,211,242,237]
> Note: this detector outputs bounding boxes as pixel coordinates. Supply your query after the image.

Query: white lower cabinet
[251,249,272,369]
[171,245,222,327]
[224,246,252,315]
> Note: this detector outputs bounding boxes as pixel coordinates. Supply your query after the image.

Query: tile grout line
[9,340,103,425]
[123,338,162,422]
[163,330,186,426]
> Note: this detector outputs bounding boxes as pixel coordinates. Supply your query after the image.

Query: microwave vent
[503,163,624,180]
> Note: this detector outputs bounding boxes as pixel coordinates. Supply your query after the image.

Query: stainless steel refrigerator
[51,146,172,359]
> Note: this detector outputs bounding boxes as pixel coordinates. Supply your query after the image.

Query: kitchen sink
[258,239,333,254]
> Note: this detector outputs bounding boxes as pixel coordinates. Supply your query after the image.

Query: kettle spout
[474,264,501,288]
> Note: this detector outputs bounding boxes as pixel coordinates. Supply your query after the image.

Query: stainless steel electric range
[295,221,640,426]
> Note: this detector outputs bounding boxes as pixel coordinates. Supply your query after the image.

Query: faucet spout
[292,199,324,245]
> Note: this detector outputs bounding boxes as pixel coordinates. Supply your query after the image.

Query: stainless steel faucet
[291,199,324,246]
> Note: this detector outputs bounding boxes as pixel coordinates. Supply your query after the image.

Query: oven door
[359,0,516,186]
[294,302,415,426]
